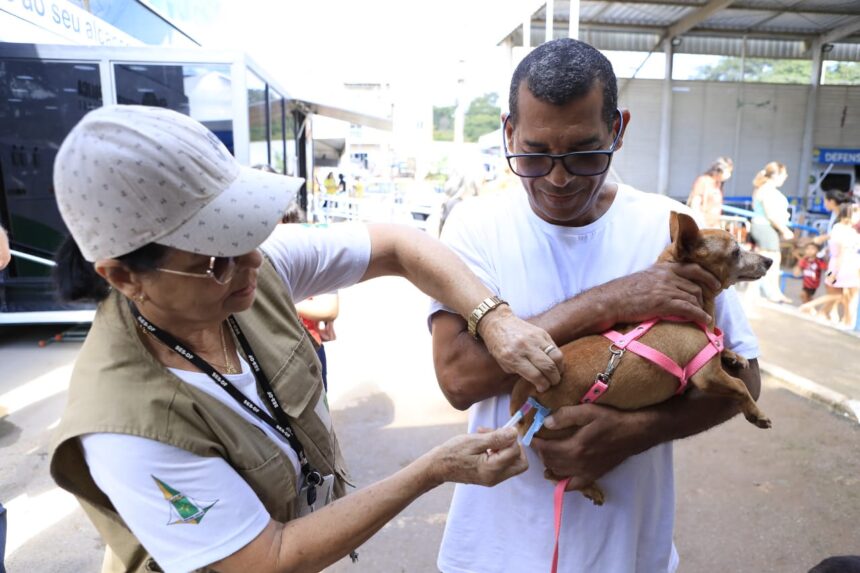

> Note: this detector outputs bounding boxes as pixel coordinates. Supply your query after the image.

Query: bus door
[0,56,103,312]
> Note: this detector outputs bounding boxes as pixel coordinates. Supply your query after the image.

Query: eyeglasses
[156,256,237,285]
[502,110,624,178]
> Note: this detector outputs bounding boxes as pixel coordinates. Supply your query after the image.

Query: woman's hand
[476,305,563,393]
[429,427,528,487]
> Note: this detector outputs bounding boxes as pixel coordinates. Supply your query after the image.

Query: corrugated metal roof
[502,1,860,62]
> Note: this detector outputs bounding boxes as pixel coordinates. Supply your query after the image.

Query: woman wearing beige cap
[48,105,563,573]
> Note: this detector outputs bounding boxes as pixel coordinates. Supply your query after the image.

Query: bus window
[247,70,269,168]
[0,59,102,294]
[114,63,234,154]
[270,88,286,174]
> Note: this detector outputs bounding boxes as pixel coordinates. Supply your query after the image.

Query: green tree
[825,61,860,85]
[433,105,455,141]
[693,57,812,84]
[464,92,501,143]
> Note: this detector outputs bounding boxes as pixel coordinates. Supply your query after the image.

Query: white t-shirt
[80,223,371,573]
[429,185,759,573]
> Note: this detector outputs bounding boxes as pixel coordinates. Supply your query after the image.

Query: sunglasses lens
[562,153,611,176]
[211,257,236,284]
[509,155,552,178]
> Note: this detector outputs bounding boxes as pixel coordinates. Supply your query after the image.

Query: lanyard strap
[129,303,323,491]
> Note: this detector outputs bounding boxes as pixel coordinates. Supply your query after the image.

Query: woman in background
[749,161,793,303]
[686,156,733,229]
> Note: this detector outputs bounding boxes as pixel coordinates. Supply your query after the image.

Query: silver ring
[542,344,557,355]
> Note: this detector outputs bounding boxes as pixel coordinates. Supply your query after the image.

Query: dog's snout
[762,256,773,270]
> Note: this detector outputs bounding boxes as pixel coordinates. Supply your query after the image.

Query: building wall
[615,79,860,200]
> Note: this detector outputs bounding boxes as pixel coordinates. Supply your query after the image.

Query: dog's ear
[669,211,700,259]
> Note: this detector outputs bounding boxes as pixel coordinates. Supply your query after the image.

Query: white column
[568,0,580,40]
[454,60,466,145]
[523,11,531,49]
[657,38,674,196]
[797,41,824,202]
[545,0,554,43]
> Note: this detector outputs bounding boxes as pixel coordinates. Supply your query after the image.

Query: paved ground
[1,278,858,572]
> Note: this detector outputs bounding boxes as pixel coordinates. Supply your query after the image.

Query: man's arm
[432,261,720,410]
[530,359,760,490]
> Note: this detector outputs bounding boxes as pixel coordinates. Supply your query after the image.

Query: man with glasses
[429,38,761,572]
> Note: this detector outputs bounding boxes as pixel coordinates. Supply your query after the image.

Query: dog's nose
[763,257,773,270]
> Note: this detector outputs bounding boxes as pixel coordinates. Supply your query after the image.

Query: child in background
[794,243,827,303]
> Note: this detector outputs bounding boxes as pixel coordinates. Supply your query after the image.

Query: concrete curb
[759,360,860,424]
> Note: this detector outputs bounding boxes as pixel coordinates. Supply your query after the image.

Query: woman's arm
[210,427,527,573]
[760,190,793,239]
[361,223,562,392]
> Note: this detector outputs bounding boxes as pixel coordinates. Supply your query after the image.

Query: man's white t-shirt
[80,223,371,573]
[429,185,759,573]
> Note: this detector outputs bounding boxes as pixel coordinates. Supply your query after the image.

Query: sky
[197,0,528,107]
[191,0,734,114]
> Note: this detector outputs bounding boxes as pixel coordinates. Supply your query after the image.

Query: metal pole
[569,0,580,40]
[523,11,531,49]
[797,40,824,205]
[9,249,56,267]
[729,35,747,198]
[545,0,554,43]
[657,38,674,195]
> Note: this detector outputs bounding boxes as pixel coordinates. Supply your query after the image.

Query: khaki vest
[50,260,350,573]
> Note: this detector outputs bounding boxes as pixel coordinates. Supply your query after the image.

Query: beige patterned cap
[54,104,303,262]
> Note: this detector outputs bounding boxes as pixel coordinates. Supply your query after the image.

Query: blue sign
[814,148,860,164]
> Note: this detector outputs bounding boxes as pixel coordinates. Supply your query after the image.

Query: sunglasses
[502,109,623,178]
[156,255,237,285]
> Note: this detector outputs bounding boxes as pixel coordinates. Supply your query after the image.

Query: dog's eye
[732,248,740,258]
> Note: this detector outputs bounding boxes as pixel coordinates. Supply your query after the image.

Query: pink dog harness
[551,318,724,573]
[580,317,724,404]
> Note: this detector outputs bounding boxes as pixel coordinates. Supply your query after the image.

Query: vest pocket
[237,449,298,522]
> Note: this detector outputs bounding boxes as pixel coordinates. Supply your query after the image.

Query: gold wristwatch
[467,295,509,339]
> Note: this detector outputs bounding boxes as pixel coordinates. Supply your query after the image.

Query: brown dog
[510,211,772,505]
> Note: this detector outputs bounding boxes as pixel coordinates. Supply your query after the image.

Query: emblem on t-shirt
[152,475,219,525]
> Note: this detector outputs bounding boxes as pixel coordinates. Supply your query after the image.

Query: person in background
[793,242,827,304]
[749,161,793,303]
[353,176,365,199]
[686,156,733,229]
[823,203,860,328]
[338,173,347,194]
[813,189,852,247]
[296,294,339,391]
[277,198,339,389]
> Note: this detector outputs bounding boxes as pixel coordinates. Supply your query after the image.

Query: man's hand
[530,404,649,490]
[600,262,721,327]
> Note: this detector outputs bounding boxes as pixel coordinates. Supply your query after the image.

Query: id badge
[297,473,334,517]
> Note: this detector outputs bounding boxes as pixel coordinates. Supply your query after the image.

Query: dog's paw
[721,350,749,369]
[745,412,772,429]
[580,484,605,506]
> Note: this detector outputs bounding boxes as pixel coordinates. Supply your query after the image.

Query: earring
[135,293,146,304]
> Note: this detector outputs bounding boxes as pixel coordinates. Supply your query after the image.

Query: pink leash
[551,478,572,573]
[553,318,724,572]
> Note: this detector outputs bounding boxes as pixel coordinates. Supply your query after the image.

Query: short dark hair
[508,38,618,130]
[53,236,168,303]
